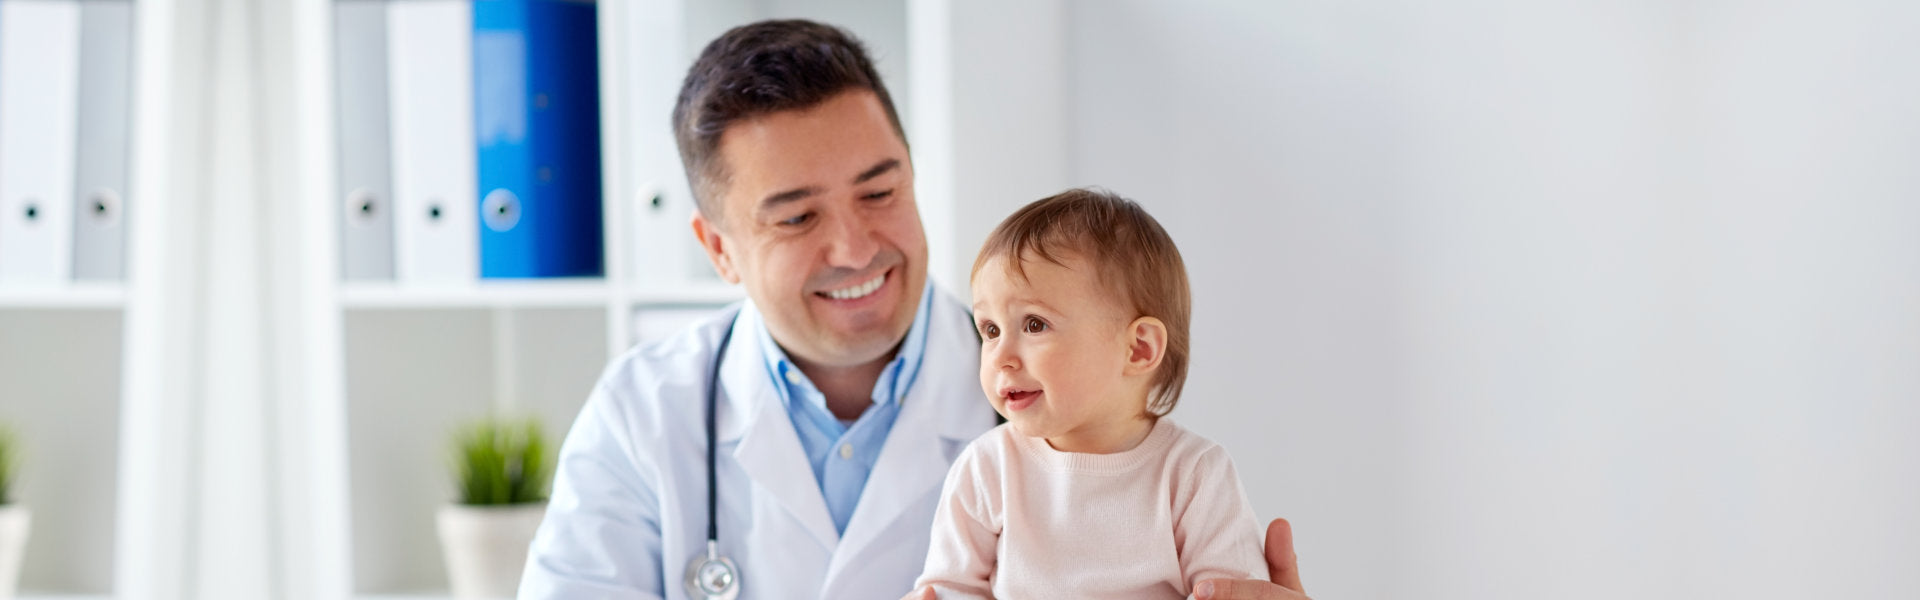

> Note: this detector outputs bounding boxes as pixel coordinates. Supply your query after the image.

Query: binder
[622,2,715,291]
[387,0,478,284]
[0,0,82,283]
[473,0,602,279]
[335,0,396,281]
[71,0,133,281]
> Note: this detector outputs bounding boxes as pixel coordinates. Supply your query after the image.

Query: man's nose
[823,212,880,269]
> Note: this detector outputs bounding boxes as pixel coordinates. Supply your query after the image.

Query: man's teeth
[824,272,886,300]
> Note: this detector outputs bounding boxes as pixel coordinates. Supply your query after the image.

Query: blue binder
[473,0,603,278]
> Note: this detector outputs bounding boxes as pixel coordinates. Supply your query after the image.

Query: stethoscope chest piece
[688,313,742,600]
[684,541,740,600]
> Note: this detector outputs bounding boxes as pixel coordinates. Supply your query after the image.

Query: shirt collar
[755,280,938,414]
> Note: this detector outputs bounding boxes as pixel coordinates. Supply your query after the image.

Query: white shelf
[339,279,612,309]
[628,281,743,306]
[334,279,746,310]
[0,284,127,309]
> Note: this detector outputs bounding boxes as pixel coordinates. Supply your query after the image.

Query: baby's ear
[1123,316,1168,377]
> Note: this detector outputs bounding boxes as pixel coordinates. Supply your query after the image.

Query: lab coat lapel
[721,306,840,552]
[828,294,995,580]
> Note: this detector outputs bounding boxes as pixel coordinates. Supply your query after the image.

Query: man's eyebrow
[756,158,899,213]
[759,186,821,212]
[853,158,901,185]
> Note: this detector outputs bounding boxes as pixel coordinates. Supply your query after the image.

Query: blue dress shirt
[754,281,935,535]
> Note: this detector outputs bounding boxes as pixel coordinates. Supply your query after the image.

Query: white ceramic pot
[437,503,546,599]
[0,504,29,600]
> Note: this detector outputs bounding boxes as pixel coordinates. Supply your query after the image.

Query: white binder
[387,0,477,284]
[0,0,82,283]
[623,1,718,292]
[71,0,133,281]
[335,0,396,281]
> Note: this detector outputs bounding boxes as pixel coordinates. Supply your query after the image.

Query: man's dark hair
[672,19,907,222]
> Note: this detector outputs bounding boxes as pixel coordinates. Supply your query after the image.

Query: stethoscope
[685,313,741,600]
[681,305,972,598]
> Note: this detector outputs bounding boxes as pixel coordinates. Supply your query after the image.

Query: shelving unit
[0,0,185,597]
[304,0,769,595]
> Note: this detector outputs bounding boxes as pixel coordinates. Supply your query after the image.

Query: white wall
[911,0,1072,291]
[1064,1,1920,599]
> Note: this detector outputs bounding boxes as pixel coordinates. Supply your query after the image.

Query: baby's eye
[1022,316,1047,334]
[979,322,1000,339]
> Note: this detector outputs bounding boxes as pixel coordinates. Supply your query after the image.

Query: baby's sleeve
[913,440,1000,599]
[1174,445,1269,592]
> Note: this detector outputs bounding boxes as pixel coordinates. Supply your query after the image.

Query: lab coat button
[840,444,853,459]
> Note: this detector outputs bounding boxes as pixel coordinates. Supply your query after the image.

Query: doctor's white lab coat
[519,287,998,599]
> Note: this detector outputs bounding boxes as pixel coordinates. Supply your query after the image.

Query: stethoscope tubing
[706,312,737,546]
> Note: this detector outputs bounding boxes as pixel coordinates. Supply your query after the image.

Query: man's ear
[690,211,740,284]
[1123,316,1168,377]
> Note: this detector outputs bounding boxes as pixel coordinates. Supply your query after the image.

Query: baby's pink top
[914,417,1267,599]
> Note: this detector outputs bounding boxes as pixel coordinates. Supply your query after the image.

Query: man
[519,20,1308,600]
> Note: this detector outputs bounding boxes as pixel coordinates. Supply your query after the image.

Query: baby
[913,188,1266,598]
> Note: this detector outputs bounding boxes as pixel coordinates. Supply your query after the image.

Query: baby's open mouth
[1001,388,1042,411]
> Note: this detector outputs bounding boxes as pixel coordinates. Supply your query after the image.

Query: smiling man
[518,19,1307,600]
[688,89,927,430]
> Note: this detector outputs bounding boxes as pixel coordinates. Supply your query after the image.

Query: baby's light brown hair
[971,188,1192,416]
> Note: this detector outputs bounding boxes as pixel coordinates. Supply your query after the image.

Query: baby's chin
[1004,418,1057,440]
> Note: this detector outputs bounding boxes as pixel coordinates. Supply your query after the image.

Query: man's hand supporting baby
[1192,519,1311,600]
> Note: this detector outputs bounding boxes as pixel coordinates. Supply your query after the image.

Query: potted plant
[0,425,27,600]
[438,416,550,599]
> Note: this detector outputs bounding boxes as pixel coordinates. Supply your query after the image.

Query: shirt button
[784,370,803,385]
[839,444,853,459]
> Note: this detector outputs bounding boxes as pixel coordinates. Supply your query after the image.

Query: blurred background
[0,0,1914,599]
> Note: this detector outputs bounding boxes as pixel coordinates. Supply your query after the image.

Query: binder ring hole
[23,201,39,222]
[89,189,121,224]
[428,201,443,221]
[483,189,522,232]
[650,193,664,210]
[344,189,379,224]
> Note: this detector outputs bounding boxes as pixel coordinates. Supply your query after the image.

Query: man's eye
[1023,317,1047,334]
[862,189,894,201]
[781,212,813,226]
[980,323,999,339]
